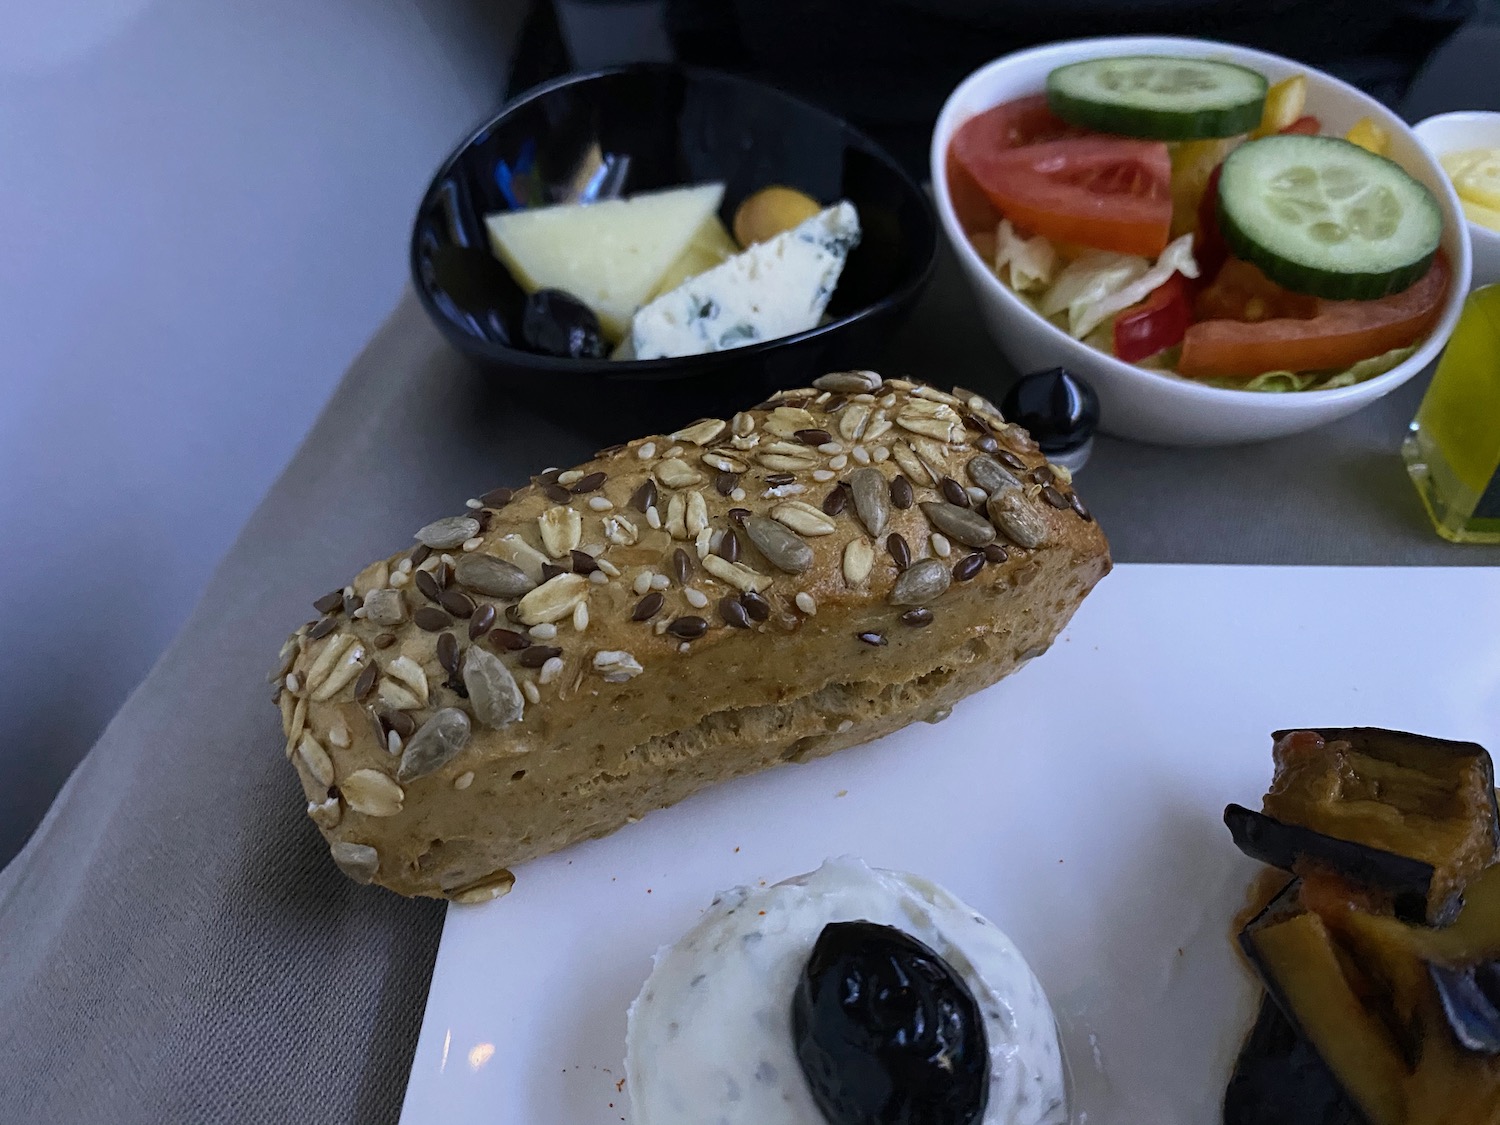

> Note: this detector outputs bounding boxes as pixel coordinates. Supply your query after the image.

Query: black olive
[791,921,989,1125]
[520,288,607,359]
[1000,367,1100,455]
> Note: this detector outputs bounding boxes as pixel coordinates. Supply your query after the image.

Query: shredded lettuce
[1034,234,1199,340]
[1318,345,1418,389]
[981,210,1416,395]
[1039,252,1149,336]
[1137,344,1182,372]
[1198,344,1419,393]
[1069,234,1200,340]
[991,220,1057,293]
[1237,370,1314,392]
[1080,317,1115,356]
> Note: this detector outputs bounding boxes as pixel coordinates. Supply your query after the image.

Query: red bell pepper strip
[1194,164,1230,283]
[1280,115,1322,136]
[1114,274,1193,362]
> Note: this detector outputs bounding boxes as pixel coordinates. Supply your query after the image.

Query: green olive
[733,186,822,247]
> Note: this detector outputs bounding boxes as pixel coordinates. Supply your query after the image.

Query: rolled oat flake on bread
[273,373,1111,898]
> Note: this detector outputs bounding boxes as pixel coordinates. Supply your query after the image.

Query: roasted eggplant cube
[1239,867,1500,1125]
[1227,727,1499,924]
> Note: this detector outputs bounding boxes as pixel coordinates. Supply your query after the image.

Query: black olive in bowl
[410,64,938,443]
[521,290,608,360]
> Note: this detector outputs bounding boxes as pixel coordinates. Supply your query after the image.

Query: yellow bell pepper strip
[1169,138,1230,239]
[1345,117,1390,155]
[1251,75,1307,139]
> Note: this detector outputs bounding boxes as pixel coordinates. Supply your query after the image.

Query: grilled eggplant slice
[1223,995,1363,1125]
[1431,961,1500,1055]
[1226,727,1499,924]
[1225,803,1434,923]
[1239,866,1500,1125]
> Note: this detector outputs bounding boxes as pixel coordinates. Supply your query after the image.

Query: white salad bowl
[931,37,1473,446]
[1412,111,1500,292]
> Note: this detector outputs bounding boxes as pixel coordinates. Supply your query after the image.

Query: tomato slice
[947,96,1083,234]
[951,94,1081,153]
[1179,254,1450,379]
[1193,258,1319,322]
[955,134,1173,256]
[947,149,1003,234]
[1280,115,1323,136]
[1115,274,1193,362]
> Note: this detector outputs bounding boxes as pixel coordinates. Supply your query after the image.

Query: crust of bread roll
[272,374,1111,899]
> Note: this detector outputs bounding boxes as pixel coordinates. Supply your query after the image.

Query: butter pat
[486,183,725,339]
[630,202,860,360]
[1440,149,1500,233]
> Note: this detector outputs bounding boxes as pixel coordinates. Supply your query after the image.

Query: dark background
[524,0,1496,173]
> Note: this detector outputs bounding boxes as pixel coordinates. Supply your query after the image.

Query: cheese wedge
[485,183,725,340]
[649,215,740,301]
[631,202,860,361]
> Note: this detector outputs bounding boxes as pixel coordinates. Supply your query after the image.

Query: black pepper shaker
[1001,367,1100,474]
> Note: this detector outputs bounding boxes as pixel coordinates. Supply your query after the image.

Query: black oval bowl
[410,63,938,441]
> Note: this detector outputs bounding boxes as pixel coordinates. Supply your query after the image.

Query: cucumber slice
[1218,135,1442,300]
[1047,56,1268,140]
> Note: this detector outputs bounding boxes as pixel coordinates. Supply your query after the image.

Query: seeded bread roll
[271,373,1111,900]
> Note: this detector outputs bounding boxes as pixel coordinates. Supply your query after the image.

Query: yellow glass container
[1402,283,1500,542]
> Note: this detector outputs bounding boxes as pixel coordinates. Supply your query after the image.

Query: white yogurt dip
[626,857,1068,1125]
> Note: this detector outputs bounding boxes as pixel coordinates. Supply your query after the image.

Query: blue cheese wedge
[630,201,860,360]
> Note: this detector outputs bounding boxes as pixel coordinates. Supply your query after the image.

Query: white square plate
[400,564,1500,1124]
